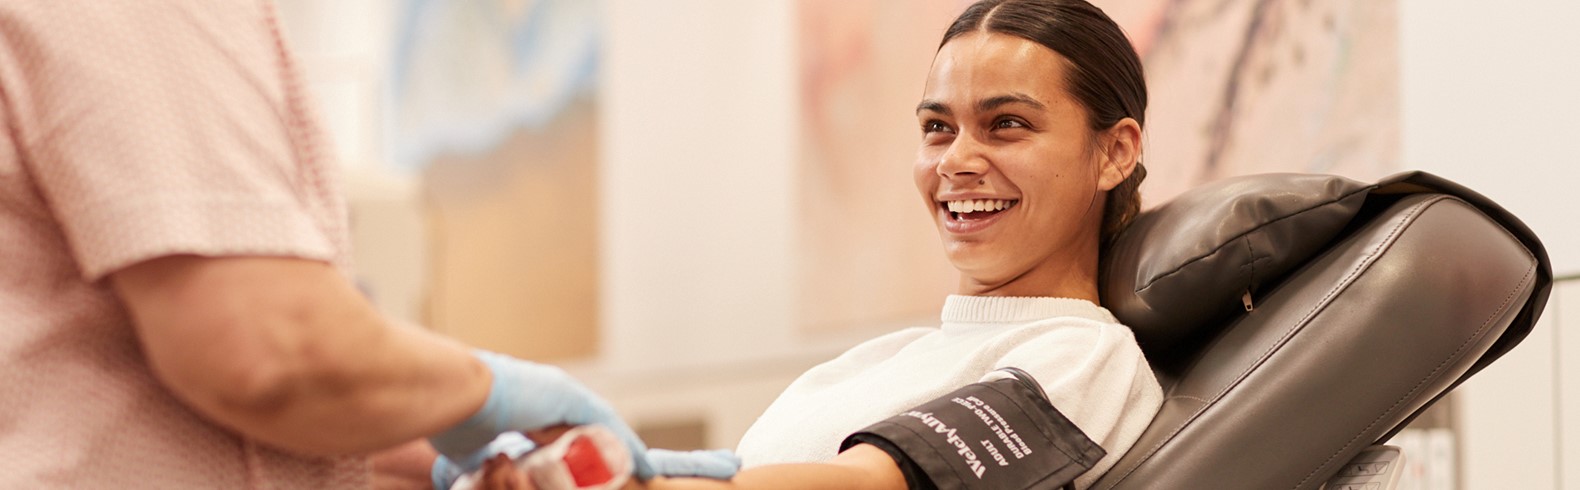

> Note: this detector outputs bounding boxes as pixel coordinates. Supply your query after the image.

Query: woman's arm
[470,442,908,490]
[643,444,906,490]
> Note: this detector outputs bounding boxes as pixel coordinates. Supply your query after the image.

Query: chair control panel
[1321,445,1404,490]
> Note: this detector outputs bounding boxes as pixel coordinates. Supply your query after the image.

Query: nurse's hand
[429,352,656,477]
[428,352,739,488]
[446,426,739,490]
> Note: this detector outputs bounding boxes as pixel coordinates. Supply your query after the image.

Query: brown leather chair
[1091,172,1552,490]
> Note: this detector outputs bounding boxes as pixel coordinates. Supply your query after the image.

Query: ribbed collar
[940,295,1117,325]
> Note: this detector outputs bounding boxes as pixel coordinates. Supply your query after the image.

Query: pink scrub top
[0,1,367,487]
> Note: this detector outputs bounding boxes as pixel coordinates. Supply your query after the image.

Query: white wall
[598,0,801,374]
[591,0,901,446]
[1400,0,1580,488]
[1399,0,1580,277]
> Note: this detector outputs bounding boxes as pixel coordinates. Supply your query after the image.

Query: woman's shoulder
[1008,313,1138,340]
[831,326,937,362]
[981,315,1146,370]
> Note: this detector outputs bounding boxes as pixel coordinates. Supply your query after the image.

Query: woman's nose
[936,136,989,182]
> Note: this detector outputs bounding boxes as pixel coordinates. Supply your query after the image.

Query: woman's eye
[922,120,954,134]
[994,118,1027,130]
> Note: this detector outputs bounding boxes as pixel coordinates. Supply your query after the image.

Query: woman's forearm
[644,444,907,490]
[648,464,878,490]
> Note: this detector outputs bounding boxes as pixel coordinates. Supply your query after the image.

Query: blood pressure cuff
[839,368,1105,490]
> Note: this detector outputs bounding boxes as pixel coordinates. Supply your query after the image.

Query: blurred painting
[390,0,601,360]
[1094,0,1401,202]
[796,0,1399,332]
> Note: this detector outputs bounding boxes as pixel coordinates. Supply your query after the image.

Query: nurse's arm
[110,254,491,456]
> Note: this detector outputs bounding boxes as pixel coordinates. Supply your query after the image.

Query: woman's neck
[956,252,1101,302]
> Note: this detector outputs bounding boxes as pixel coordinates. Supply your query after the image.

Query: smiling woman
[731,1,1161,486]
[472,1,1163,488]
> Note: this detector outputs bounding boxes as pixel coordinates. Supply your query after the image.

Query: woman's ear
[1096,118,1141,191]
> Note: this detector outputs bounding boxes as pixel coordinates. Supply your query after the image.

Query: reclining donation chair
[1090,171,1552,490]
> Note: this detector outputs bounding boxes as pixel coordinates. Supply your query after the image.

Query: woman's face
[914,32,1114,296]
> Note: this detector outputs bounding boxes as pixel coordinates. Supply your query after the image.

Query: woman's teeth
[945,199,1016,214]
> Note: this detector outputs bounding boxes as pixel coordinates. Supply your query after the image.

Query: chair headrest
[1102,171,1553,363]
[1100,173,1373,349]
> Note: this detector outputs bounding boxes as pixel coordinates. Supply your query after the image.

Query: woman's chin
[942,242,987,266]
[943,247,1007,279]
[942,231,1009,255]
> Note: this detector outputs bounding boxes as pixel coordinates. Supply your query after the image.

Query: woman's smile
[938,197,1020,235]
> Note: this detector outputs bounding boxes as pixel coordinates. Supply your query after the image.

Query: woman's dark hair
[942,0,1148,246]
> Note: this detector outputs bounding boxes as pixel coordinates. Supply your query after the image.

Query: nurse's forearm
[112,255,491,455]
[228,311,492,455]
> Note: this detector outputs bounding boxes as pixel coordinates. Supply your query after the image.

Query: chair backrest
[1091,171,1552,490]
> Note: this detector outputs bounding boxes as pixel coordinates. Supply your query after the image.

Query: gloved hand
[432,429,739,486]
[429,351,646,477]
[428,351,742,488]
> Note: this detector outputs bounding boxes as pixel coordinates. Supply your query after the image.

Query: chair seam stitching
[1292,257,1537,488]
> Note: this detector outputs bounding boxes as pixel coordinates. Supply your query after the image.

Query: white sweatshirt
[736,295,1163,489]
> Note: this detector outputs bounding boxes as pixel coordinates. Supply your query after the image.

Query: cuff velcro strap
[840,368,1105,490]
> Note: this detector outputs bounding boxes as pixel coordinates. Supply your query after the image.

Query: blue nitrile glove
[431,432,536,490]
[647,448,741,479]
[430,351,670,479]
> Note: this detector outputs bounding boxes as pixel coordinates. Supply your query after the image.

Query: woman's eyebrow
[978,93,1045,112]
[915,93,1047,116]
[916,100,949,116]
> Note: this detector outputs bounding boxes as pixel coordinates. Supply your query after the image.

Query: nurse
[0,1,732,488]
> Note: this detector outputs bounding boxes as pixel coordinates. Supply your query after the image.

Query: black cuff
[846,432,937,490]
[839,368,1105,490]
